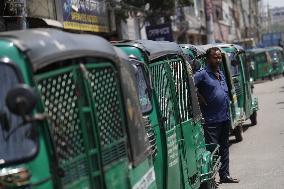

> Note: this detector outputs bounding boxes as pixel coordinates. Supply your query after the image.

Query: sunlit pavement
[219,76,284,189]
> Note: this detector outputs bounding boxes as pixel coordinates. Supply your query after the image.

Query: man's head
[205,47,222,70]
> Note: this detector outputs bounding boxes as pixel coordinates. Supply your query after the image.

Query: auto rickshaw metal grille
[36,63,128,187]
[86,66,127,166]
[186,64,203,121]
[149,61,178,130]
[36,70,89,186]
[233,77,243,98]
[143,115,157,157]
[168,58,194,122]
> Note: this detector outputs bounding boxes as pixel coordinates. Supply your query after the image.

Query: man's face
[208,50,222,69]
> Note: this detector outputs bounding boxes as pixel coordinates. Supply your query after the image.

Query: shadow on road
[242,123,252,132]
[253,80,267,85]
[229,139,238,146]
[254,76,283,85]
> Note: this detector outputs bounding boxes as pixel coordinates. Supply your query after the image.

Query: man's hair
[205,47,221,60]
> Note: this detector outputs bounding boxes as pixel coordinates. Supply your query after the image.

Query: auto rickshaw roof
[246,48,267,54]
[114,40,184,61]
[216,43,245,52]
[197,44,227,53]
[265,46,283,51]
[0,28,118,71]
[180,44,206,57]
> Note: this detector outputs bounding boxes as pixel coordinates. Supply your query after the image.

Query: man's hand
[197,92,207,106]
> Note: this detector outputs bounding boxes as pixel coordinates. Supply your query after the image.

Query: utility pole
[267,3,272,33]
[204,0,214,43]
[21,0,27,29]
[248,0,253,38]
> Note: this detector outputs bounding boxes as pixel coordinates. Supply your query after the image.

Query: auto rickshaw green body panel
[115,40,220,189]
[0,29,156,189]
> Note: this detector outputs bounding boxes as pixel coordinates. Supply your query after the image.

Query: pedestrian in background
[194,47,240,183]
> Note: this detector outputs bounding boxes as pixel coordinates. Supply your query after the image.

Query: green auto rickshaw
[115,40,220,189]
[0,29,156,189]
[218,44,259,126]
[266,46,284,76]
[246,48,274,81]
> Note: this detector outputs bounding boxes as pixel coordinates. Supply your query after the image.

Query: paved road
[219,77,284,189]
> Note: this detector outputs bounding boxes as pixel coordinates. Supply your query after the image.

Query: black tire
[269,75,274,81]
[234,125,243,142]
[200,180,218,189]
[250,111,257,126]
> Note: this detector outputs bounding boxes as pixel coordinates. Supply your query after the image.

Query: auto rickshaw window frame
[0,57,39,167]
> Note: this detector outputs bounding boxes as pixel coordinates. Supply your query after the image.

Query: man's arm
[194,70,207,106]
[194,70,203,87]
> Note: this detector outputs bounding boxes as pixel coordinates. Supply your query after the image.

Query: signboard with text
[146,23,173,42]
[61,0,109,33]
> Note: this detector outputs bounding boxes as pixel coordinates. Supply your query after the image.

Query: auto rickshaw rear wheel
[234,125,243,142]
[250,111,257,126]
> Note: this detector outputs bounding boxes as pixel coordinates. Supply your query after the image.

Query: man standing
[194,47,239,183]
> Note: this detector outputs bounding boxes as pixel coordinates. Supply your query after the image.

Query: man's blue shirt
[194,66,230,124]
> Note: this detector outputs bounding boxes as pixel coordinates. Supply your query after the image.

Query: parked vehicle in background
[266,46,284,76]
[246,48,274,81]
[0,29,156,189]
[218,44,259,126]
[115,40,220,189]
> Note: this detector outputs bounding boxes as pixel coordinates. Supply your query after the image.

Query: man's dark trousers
[203,120,230,179]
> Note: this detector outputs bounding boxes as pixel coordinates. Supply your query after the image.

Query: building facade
[271,6,284,23]
[270,6,284,34]
[239,0,261,41]
[178,0,207,44]
[0,0,114,35]
[211,0,241,43]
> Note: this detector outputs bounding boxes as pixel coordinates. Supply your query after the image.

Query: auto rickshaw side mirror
[6,84,39,118]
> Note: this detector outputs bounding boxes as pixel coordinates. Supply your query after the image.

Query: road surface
[220,77,284,189]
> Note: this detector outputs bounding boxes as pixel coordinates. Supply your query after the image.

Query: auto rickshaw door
[220,54,239,129]
[239,53,253,118]
[35,62,128,189]
[149,56,199,188]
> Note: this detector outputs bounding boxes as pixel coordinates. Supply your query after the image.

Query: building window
[214,5,223,21]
